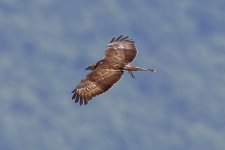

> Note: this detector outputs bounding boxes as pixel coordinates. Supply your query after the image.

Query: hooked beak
[85,64,96,71]
[85,66,90,70]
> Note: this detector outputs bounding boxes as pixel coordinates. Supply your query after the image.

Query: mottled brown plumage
[72,35,155,105]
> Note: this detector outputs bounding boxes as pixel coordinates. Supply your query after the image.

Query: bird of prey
[72,35,155,105]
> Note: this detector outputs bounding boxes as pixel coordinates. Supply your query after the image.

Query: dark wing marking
[105,35,137,63]
[72,66,123,105]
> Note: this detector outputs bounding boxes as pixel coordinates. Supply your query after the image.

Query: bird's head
[85,64,97,71]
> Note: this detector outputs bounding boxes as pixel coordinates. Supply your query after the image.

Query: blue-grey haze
[0,0,225,150]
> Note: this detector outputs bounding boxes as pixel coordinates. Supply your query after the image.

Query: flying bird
[72,35,155,105]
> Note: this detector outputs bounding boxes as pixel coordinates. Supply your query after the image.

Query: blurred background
[0,0,225,150]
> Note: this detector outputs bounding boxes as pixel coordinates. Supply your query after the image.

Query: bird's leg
[128,71,135,78]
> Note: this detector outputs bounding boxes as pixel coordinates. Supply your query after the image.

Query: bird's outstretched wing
[72,66,123,105]
[72,35,140,105]
[104,35,137,63]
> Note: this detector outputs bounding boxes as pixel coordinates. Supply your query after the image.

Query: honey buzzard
[72,35,155,105]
